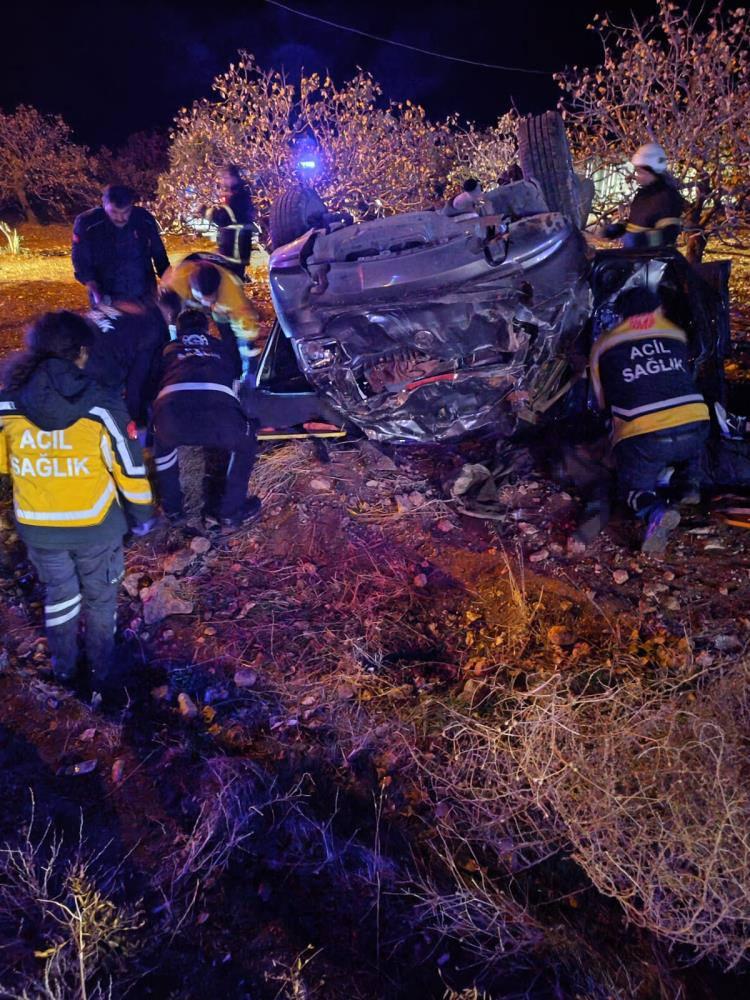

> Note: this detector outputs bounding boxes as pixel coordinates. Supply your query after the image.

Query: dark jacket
[87,304,169,422]
[153,322,246,447]
[607,177,684,249]
[0,359,153,548]
[207,184,255,267]
[589,310,709,445]
[72,206,170,302]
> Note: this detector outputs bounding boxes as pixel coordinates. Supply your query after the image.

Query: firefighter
[72,184,170,306]
[204,164,256,279]
[0,311,155,693]
[161,257,260,378]
[151,307,260,529]
[589,287,710,553]
[604,143,684,249]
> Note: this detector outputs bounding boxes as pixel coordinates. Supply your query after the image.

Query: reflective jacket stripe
[156,382,238,401]
[15,480,116,522]
[89,406,146,475]
[610,393,705,418]
[612,402,709,444]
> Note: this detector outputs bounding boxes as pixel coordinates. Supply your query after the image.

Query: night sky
[0,0,682,148]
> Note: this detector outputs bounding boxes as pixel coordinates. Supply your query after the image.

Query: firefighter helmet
[631,142,668,174]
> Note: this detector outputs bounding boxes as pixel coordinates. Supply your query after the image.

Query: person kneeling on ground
[589,287,710,553]
[0,312,155,695]
[161,257,260,379]
[152,308,260,529]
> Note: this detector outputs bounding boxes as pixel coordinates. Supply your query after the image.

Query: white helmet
[631,142,668,173]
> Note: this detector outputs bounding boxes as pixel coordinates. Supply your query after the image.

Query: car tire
[517,111,585,227]
[269,187,329,250]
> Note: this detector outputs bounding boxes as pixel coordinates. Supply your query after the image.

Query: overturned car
[252,114,730,444]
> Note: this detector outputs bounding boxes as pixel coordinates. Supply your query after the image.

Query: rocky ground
[1,227,750,998]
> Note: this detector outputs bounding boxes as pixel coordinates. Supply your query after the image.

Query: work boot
[677,483,701,506]
[220,496,262,530]
[641,505,681,554]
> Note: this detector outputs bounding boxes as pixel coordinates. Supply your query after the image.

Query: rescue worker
[86,300,170,425]
[161,257,260,378]
[450,178,483,215]
[204,164,256,279]
[604,143,684,249]
[152,307,260,528]
[0,311,155,694]
[72,184,170,306]
[589,287,710,553]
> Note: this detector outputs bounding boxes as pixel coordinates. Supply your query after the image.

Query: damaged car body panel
[268,192,592,442]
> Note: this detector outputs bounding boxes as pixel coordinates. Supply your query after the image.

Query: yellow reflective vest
[0,399,153,548]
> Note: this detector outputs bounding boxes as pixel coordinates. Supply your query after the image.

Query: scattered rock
[203,625,217,636]
[529,548,549,563]
[141,577,194,625]
[163,549,194,575]
[457,677,487,706]
[359,441,398,472]
[310,478,333,492]
[612,569,629,585]
[123,573,143,598]
[78,728,97,742]
[57,759,97,777]
[234,668,258,688]
[177,692,199,718]
[413,573,428,587]
[336,683,356,701]
[713,634,742,652]
[190,536,211,555]
[436,518,454,533]
[547,626,576,647]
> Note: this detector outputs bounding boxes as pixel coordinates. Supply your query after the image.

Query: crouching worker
[161,257,260,379]
[152,307,261,529]
[0,312,155,694]
[589,288,710,553]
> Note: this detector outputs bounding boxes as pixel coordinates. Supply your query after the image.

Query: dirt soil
[1,225,750,999]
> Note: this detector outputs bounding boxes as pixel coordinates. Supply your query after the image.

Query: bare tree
[154,53,456,231]
[446,113,518,194]
[97,130,170,202]
[557,0,750,261]
[0,105,96,223]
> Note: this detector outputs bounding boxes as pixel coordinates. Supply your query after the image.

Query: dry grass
[512,660,750,968]
[0,798,145,1000]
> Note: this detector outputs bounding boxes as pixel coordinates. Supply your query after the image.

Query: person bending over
[589,287,709,553]
[152,309,260,529]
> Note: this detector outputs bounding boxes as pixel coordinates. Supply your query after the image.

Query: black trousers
[153,393,257,519]
[615,422,709,515]
[26,541,124,683]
